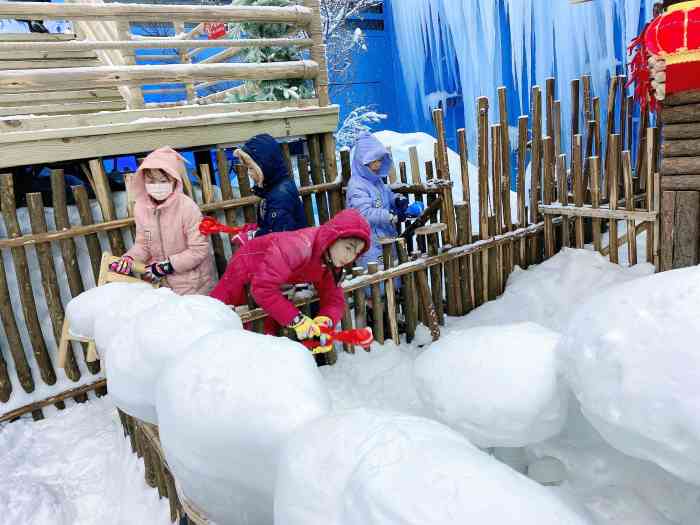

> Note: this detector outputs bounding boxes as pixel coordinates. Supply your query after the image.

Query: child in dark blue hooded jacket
[236,133,307,237]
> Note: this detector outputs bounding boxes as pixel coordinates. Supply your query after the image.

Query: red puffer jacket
[210,209,371,326]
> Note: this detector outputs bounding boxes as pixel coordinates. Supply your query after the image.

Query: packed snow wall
[384,0,657,181]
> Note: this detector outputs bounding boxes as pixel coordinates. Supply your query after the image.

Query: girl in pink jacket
[111,146,216,295]
[210,209,371,349]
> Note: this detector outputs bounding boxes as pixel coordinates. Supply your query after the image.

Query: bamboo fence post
[26,193,82,383]
[351,267,367,331]
[308,135,330,224]
[517,115,528,267]
[622,150,637,265]
[340,148,352,188]
[417,224,446,326]
[0,341,9,402]
[415,264,440,341]
[234,163,257,225]
[72,185,104,286]
[199,164,228,277]
[321,133,343,216]
[457,128,472,231]
[530,85,543,264]
[380,240,400,345]
[590,156,602,252]
[0,248,33,397]
[477,97,490,303]
[498,87,514,231]
[573,134,585,248]
[546,78,555,140]
[557,153,571,248]
[367,262,384,345]
[604,76,619,200]
[571,79,580,162]
[408,145,425,208]
[340,299,354,354]
[0,174,56,387]
[636,108,649,187]
[51,170,85,298]
[215,148,238,227]
[653,171,661,271]
[608,134,621,263]
[646,127,656,264]
[593,97,602,156]
[455,203,475,313]
[618,76,627,147]
[553,100,563,156]
[88,159,125,254]
[411,249,425,324]
[583,120,596,197]
[582,75,593,125]
[543,137,556,258]
[490,124,504,292]
[626,96,634,152]
[297,156,316,226]
[396,238,417,341]
[433,108,450,180]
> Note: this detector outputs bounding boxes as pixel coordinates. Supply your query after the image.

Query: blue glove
[392,196,409,223]
[405,201,425,218]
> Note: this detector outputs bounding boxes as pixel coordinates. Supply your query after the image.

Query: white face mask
[145,182,173,201]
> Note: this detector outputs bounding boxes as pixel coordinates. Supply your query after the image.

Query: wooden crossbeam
[0,38,313,52]
[539,203,657,222]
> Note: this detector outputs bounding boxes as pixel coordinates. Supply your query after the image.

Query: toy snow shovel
[199,216,246,236]
[302,326,374,354]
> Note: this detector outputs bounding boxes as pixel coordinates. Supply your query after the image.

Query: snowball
[462,249,652,332]
[275,409,590,525]
[65,282,151,338]
[414,322,568,447]
[561,266,700,485]
[105,293,241,424]
[157,329,330,525]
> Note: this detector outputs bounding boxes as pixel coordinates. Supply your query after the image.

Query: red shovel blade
[199,217,244,236]
[322,326,374,349]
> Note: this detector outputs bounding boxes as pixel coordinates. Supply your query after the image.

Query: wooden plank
[0,61,319,94]
[661,191,676,271]
[0,2,314,23]
[477,97,490,304]
[351,267,367,331]
[665,91,700,106]
[545,78,555,140]
[553,100,562,156]
[0,58,100,70]
[664,122,700,140]
[0,174,56,387]
[0,100,125,117]
[672,191,700,268]
[0,33,76,42]
[663,139,700,158]
[367,262,384,344]
[660,157,700,176]
[661,103,700,124]
[0,88,120,104]
[498,87,513,232]
[539,204,657,221]
[571,79,580,161]
[0,49,96,60]
[660,175,700,191]
[380,242,401,344]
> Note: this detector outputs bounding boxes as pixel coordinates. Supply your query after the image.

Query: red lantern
[204,22,227,40]
[629,0,700,110]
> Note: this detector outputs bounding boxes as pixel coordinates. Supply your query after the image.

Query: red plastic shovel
[302,326,374,353]
[199,217,246,236]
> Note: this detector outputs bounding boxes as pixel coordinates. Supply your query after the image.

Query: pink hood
[132,146,187,206]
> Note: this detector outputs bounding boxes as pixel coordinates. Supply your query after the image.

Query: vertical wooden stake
[604,76,619,200]
[297,156,316,227]
[477,97,490,303]
[608,134,621,264]
[530,85,543,264]
[517,115,529,267]
[573,134,585,248]
[590,156,602,253]
[543,137,556,258]
[556,154,570,248]
[367,262,385,345]
[622,150,637,265]
[396,238,417,342]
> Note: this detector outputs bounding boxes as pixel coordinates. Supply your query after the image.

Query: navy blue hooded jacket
[241,134,307,237]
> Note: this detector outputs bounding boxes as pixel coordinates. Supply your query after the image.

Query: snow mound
[0,478,74,525]
[462,248,653,332]
[275,409,590,525]
[414,322,568,447]
[65,282,152,338]
[561,266,700,485]
[157,329,330,525]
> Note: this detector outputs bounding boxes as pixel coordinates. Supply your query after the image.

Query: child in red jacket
[210,209,370,351]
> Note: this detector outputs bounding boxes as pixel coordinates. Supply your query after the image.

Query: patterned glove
[145,260,174,282]
[289,314,321,340]
[109,255,134,275]
[311,316,335,353]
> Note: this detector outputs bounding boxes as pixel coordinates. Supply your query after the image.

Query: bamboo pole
[546,78,555,140]
[618,76,627,148]
[396,238,417,342]
[590,156,602,252]
[622,150,637,265]
[433,108,450,180]
[498,88,513,232]
[199,164,228,277]
[367,262,384,345]
[0,174,56,387]
[340,299,354,354]
[309,135,330,224]
[490,124,504,293]
[593,97,602,156]
[297,156,316,227]
[582,75,593,125]
[604,76,619,200]
[380,241,400,345]
[543,137,556,258]
[626,96,633,152]
[88,159,125,254]
[517,115,528,267]
[477,97,490,304]
[530,85,543,264]
[351,267,367,331]
[457,128,472,233]
[455,203,475,313]
[608,134,621,263]
[555,153,570,249]
[26,193,81,383]
[571,79,580,162]
[573,134,585,248]
[322,133,343,216]
[215,148,237,228]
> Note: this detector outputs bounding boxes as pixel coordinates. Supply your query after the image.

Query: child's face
[328,238,365,268]
[235,149,264,186]
[143,169,174,201]
[367,159,383,174]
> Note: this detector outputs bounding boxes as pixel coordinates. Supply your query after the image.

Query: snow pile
[414,322,568,447]
[65,282,151,339]
[462,248,653,332]
[157,329,330,525]
[561,265,700,485]
[275,409,590,525]
[374,130,520,231]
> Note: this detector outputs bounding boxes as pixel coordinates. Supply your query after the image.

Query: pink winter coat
[210,209,371,326]
[125,147,216,296]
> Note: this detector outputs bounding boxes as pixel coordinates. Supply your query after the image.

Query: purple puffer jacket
[345,132,397,268]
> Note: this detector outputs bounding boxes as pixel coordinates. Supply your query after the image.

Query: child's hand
[145,260,174,282]
[289,315,321,340]
[313,316,334,329]
[109,255,134,275]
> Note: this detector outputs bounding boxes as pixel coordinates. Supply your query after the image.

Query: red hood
[313,209,371,263]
